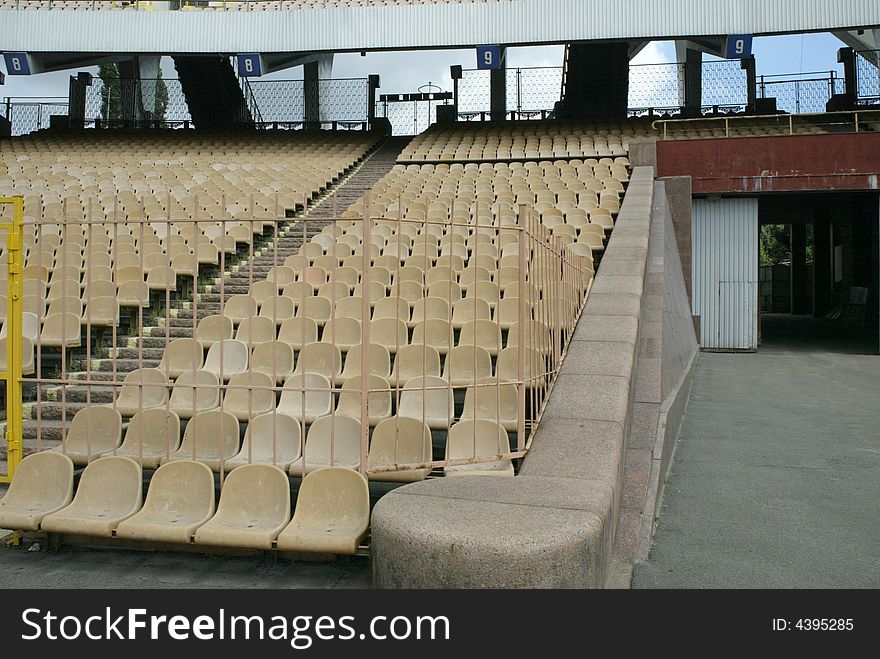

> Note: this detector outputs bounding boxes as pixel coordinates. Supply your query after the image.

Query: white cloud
[631,41,675,66]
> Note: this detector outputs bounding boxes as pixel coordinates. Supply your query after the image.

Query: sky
[0,32,848,102]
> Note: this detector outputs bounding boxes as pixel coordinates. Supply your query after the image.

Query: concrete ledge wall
[633,182,700,563]
[371,167,656,589]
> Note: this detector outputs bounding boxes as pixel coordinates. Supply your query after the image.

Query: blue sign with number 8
[4,53,31,75]
[237,54,263,77]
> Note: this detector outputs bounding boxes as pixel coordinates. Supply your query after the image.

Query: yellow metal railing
[0,196,24,485]
[652,108,880,140]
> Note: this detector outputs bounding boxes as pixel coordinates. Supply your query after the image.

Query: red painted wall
[656,133,880,194]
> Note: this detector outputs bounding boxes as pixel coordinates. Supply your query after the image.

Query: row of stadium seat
[0,130,379,222]
[39,402,515,474]
[398,121,650,161]
[0,453,372,555]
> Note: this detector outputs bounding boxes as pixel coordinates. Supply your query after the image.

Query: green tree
[98,63,121,123]
[154,66,169,122]
[760,224,790,267]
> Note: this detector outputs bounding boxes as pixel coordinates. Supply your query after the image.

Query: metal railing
[757,71,846,115]
[0,196,24,484]
[245,78,371,125]
[241,77,264,125]
[458,66,564,118]
[1,99,69,136]
[7,188,591,484]
[652,108,880,140]
[855,50,880,106]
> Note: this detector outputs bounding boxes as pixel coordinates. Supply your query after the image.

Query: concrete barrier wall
[633,182,700,564]
[371,167,657,588]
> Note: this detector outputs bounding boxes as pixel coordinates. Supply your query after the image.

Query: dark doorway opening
[758,192,879,355]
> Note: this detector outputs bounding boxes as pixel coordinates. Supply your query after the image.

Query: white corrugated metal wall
[692,197,759,351]
[2,0,880,53]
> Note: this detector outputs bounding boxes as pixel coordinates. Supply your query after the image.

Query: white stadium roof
[1,0,879,55]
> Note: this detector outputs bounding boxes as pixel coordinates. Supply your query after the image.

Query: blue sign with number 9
[725,35,753,59]
[476,45,502,70]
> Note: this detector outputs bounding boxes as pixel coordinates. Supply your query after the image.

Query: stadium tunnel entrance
[758,192,880,355]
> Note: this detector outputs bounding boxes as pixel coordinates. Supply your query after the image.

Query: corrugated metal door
[692,198,759,351]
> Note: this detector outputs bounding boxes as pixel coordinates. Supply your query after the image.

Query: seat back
[212,464,290,527]
[65,406,122,454]
[302,415,362,466]
[178,410,240,460]
[236,413,302,466]
[0,452,74,519]
[120,408,181,456]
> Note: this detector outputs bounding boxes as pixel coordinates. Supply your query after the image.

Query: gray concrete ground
[0,531,370,588]
[634,315,880,588]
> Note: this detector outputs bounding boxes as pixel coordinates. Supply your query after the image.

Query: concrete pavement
[634,316,880,588]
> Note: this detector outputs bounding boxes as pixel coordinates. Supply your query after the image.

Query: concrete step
[107,347,167,361]
[0,437,62,460]
[92,358,162,372]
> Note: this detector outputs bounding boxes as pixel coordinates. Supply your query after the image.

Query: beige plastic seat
[225,412,302,471]
[0,337,35,375]
[460,379,520,432]
[0,452,74,531]
[321,317,362,351]
[335,375,393,426]
[389,344,442,387]
[163,409,240,472]
[223,294,258,325]
[146,266,177,293]
[116,281,150,308]
[507,320,552,355]
[196,314,234,349]
[373,297,410,324]
[398,376,454,430]
[223,371,276,421]
[282,281,314,302]
[277,317,319,350]
[258,295,296,325]
[370,318,409,355]
[158,338,205,379]
[235,316,277,348]
[114,368,169,417]
[203,339,249,381]
[288,414,362,477]
[411,319,452,355]
[251,341,295,383]
[81,296,119,327]
[41,456,143,538]
[115,461,216,544]
[459,319,503,355]
[169,370,220,420]
[293,342,342,381]
[194,464,291,550]
[333,296,366,321]
[277,373,333,424]
[496,345,545,388]
[104,408,181,469]
[444,420,514,477]
[340,343,391,380]
[367,417,432,483]
[49,406,122,466]
[40,312,82,348]
[276,467,370,556]
[442,345,494,387]
[295,296,332,326]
